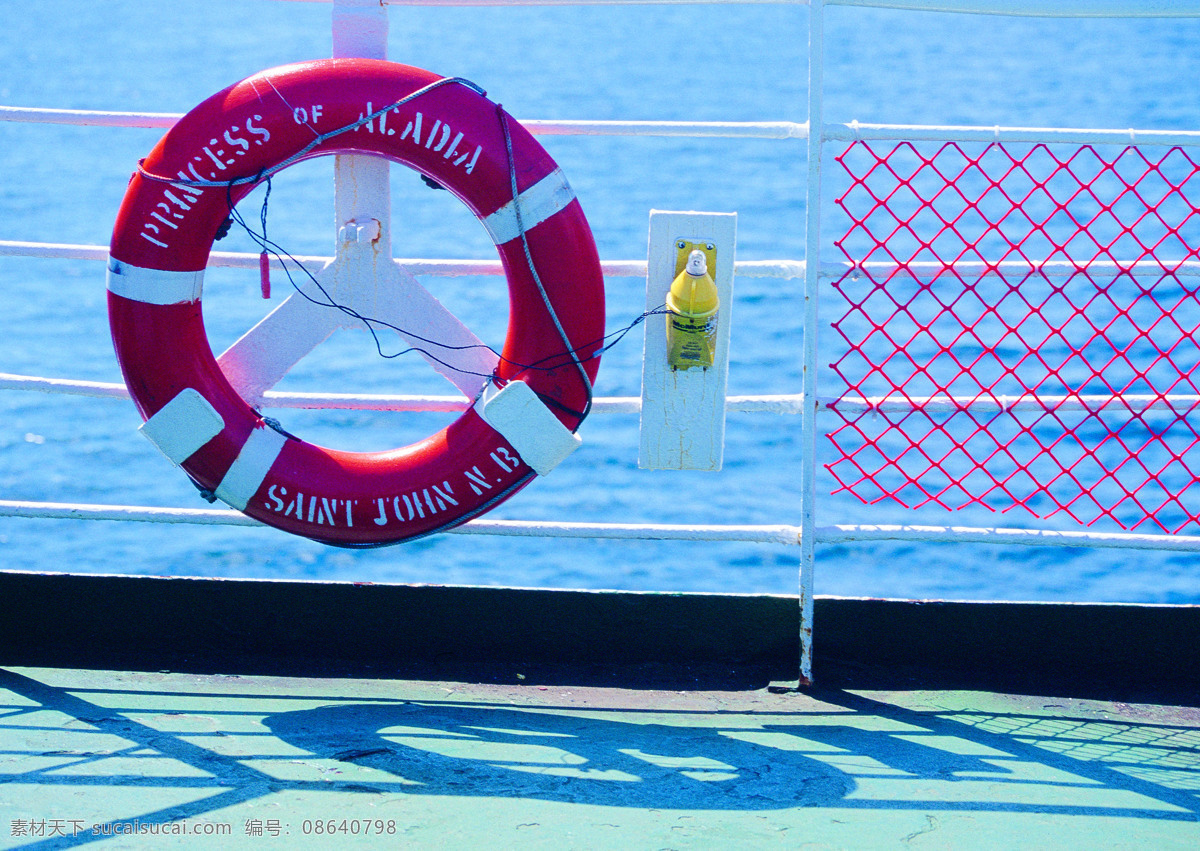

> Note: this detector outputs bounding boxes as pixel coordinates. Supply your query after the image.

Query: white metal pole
[826,0,1200,17]
[799,0,825,686]
[331,0,392,256]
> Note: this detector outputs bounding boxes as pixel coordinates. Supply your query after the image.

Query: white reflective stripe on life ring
[138,388,226,466]
[482,168,575,246]
[213,425,288,511]
[106,257,205,305]
[474,379,581,476]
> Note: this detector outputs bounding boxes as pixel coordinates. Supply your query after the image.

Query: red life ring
[107,59,604,546]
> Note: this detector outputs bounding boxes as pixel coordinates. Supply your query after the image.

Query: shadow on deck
[0,571,1198,847]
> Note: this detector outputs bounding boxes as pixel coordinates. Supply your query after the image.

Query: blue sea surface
[2,1,1199,602]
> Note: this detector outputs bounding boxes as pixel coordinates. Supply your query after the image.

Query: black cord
[199,90,656,426]
[223,184,664,408]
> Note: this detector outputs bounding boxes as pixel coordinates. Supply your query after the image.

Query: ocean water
[2,1,1199,602]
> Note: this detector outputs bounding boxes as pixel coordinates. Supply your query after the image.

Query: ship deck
[1,573,1198,847]
[2,666,1198,849]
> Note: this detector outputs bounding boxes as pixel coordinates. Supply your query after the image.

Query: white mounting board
[639,210,737,471]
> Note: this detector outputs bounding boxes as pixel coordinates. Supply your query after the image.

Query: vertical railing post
[331,0,392,257]
[799,0,826,687]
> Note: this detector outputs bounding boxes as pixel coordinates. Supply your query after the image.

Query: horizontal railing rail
[825,0,1200,18]
[11,241,1200,284]
[826,122,1200,147]
[18,243,1200,285]
[0,499,803,544]
[0,372,805,414]
[0,240,805,279]
[823,394,1200,416]
[288,0,1200,17]
[12,370,1200,419]
[13,103,1200,150]
[0,106,806,139]
[4,497,1198,553]
[820,522,1200,551]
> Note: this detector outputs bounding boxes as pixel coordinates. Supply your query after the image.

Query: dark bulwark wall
[1,570,1197,697]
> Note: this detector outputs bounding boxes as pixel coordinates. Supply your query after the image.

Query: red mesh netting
[827,141,1200,532]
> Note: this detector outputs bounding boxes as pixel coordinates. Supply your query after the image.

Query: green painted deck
[2,666,1198,849]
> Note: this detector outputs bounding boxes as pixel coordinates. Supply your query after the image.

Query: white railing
[0,107,807,139]
[4,0,1200,683]
[0,2,814,551]
[291,0,1200,13]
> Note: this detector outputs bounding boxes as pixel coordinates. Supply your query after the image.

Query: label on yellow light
[666,248,719,370]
